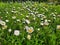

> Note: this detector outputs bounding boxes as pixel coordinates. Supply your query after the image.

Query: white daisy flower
[25,26,34,33]
[27,34,31,40]
[14,30,20,36]
[0,20,6,26]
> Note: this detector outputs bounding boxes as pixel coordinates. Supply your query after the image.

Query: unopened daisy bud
[57,15,60,17]
[40,22,44,26]
[57,25,60,29]
[27,35,31,40]
[45,19,48,22]
[48,20,51,22]
[12,16,16,19]
[8,29,12,32]
[16,19,20,22]
[2,25,7,29]
[43,16,46,19]
[26,16,29,18]
[6,12,8,14]
[5,20,9,22]
[25,19,30,24]
[37,28,40,31]
[33,17,36,20]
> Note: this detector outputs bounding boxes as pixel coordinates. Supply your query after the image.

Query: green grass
[0,2,60,45]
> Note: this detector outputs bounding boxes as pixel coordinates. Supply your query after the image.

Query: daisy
[14,30,20,36]
[0,20,6,26]
[25,26,34,33]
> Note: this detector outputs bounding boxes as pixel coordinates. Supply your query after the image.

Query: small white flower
[44,22,49,26]
[6,11,8,14]
[33,17,36,20]
[41,18,44,21]
[53,17,56,19]
[26,16,29,18]
[43,16,46,19]
[5,16,7,17]
[57,25,60,29]
[14,30,20,36]
[0,20,6,26]
[25,26,34,33]
[16,19,20,22]
[57,15,60,17]
[37,28,40,31]
[1,17,3,19]
[2,25,7,29]
[27,35,31,40]
[45,19,48,22]
[8,29,12,32]
[12,16,16,19]
[5,20,9,22]
[30,13,34,15]
[37,14,44,17]
[25,19,30,24]
[40,22,44,26]
[48,20,51,22]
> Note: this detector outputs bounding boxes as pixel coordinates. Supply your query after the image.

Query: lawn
[0,1,60,45]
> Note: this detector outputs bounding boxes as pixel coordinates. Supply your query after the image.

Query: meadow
[0,1,60,45]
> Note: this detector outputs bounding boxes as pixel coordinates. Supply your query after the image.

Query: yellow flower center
[28,29,33,33]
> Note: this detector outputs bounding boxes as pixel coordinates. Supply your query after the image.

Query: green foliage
[0,2,60,45]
